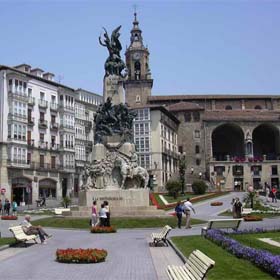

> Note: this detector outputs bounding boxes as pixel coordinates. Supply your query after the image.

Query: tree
[166,180,181,199]
[179,153,187,194]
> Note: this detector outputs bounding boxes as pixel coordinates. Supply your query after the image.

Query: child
[12,201,18,216]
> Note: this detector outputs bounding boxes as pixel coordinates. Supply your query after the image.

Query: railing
[50,143,60,150]
[50,122,59,130]
[38,141,48,149]
[8,90,28,102]
[59,103,75,111]
[28,96,35,105]
[38,119,48,128]
[50,103,58,111]
[28,117,35,125]
[211,155,280,162]
[7,159,29,166]
[60,124,75,130]
[38,99,48,108]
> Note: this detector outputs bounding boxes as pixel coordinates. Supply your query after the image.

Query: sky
[0,0,280,95]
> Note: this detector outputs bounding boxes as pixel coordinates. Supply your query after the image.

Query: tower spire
[130,10,143,46]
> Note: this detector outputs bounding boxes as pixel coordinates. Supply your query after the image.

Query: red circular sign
[1,188,6,194]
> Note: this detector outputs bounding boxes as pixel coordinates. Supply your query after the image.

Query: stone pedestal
[92,143,106,161]
[103,75,124,105]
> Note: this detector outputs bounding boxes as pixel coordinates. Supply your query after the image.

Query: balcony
[28,117,35,126]
[50,122,59,131]
[50,143,60,151]
[38,99,48,109]
[76,160,86,167]
[7,159,30,168]
[50,103,58,111]
[30,162,60,171]
[59,103,75,112]
[8,113,27,123]
[28,96,35,106]
[27,139,35,147]
[38,119,48,129]
[59,164,75,172]
[38,141,48,150]
[60,124,75,131]
[8,89,29,102]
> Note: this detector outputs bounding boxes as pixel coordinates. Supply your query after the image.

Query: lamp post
[179,152,186,195]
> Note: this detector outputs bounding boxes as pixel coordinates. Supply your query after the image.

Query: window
[40,112,44,121]
[40,155,44,168]
[178,146,183,154]
[225,105,232,110]
[40,133,44,142]
[255,105,262,110]
[27,152,31,164]
[195,145,200,154]
[51,156,56,169]
[51,136,55,147]
[136,95,141,102]
[28,88,32,97]
[184,112,191,122]
[193,111,200,122]
[271,165,278,175]
[194,130,200,139]
[196,159,201,166]
[40,92,45,100]
[51,115,56,124]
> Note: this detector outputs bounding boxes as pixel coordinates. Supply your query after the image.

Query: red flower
[1,216,18,220]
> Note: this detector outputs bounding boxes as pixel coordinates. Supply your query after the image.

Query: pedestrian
[234,197,242,218]
[231,198,237,218]
[0,200,2,215]
[104,201,110,227]
[266,185,270,202]
[99,204,107,227]
[21,215,52,244]
[183,198,196,229]
[4,199,11,215]
[91,200,98,227]
[272,186,277,203]
[12,201,18,216]
[175,201,184,229]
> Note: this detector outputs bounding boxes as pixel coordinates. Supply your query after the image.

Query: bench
[151,225,172,246]
[9,226,38,246]
[167,249,215,280]
[54,208,71,215]
[242,208,253,215]
[201,218,242,236]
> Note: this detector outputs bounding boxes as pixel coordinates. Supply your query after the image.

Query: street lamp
[179,152,186,195]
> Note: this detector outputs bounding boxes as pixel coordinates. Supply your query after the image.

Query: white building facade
[0,64,102,206]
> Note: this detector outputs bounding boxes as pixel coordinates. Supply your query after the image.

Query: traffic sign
[1,188,6,194]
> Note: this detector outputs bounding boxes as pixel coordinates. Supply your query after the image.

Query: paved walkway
[0,192,279,280]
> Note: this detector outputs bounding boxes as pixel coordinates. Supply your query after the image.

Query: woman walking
[175,201,184,229]
[91,200,98,226]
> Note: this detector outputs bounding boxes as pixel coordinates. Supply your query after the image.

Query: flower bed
[243,215,263,222]
[206,229,280,278]
[56,248,107,263]
[210,202,223,206]
[90,226,116,233]
[1,215,18,220]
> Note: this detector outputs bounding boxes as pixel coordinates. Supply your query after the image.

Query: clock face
[133,52,141,60]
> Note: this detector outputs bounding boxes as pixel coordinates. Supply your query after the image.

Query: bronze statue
[99,26,126,77]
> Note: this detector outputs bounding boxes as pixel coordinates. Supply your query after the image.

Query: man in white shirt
[183,198,196,229]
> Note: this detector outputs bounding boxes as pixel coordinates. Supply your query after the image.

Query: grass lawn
[229,232,280,255]
[271,237,280,242]
[0,237,17,246]
[218,210,280,218]
[171,235,274,280]
[32,216,206,229]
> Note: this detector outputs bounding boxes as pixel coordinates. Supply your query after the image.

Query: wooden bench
[54,208,71,215]
[242,208,253,215]
[167,249,215,280]
[201,218,242,236]
[151,225,172,246]
[9,226,38,245]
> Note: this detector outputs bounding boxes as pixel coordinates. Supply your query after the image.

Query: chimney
[14,64,31,73]
[43,72,55,81]
[30,68,44,77]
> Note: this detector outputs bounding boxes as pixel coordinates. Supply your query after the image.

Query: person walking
[104,201,110,227]
[272,186,277,203]
[183,198,195,229]
[12,201,18,216]
[91,200,98,227]
[99,204,107,227]
[4,199,11,216]
[266,185,271,202]
[234,197,243,218]
[231,198,237,218]
[175,201,184,229]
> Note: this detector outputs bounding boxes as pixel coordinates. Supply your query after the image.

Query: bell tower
[124,12,153,106]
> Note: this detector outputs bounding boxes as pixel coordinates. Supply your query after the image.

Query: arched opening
[134,61,141,80]
[12,177,32,205]
[225,105,232,110]
[212,123,244,161]
[39,179,57,199]
[253,124,280,159]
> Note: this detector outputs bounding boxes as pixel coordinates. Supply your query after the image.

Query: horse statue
[115,156,149,189]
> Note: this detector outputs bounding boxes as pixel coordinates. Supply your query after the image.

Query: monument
[75,26,160,216]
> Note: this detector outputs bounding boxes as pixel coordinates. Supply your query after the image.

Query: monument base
[71,189,166,217]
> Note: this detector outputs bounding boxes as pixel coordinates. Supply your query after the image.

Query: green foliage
[165,180,181,199]
[61,196,72,208]
[192,180,207,194]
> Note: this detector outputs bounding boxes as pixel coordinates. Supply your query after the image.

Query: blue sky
[0,0,279,95]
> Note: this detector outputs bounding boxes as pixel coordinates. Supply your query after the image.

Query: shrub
[210,202,223,206]
[1,215,18,220]
[165,180,181,199]
[90,226,117,233]
[56,248,107,263]
[243,215,263,222]
[61,196,71,208]
[192,180,207,195]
